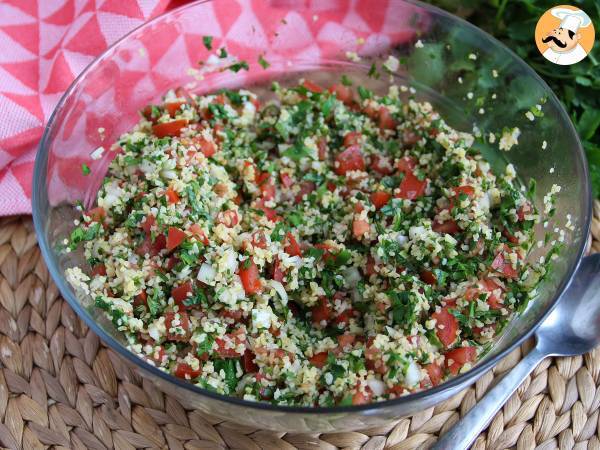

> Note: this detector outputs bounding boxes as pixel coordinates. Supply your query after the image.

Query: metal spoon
[433,253,600,450]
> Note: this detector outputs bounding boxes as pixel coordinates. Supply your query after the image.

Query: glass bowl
[32,0,591,432]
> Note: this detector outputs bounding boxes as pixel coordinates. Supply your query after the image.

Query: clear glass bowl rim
[32,0,592,415]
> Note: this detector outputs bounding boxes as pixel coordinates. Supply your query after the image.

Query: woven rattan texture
[0,205,599,449]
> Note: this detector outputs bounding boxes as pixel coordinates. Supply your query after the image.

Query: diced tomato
[317,138,328,160]
[432,219,460,235]
[141,105,155,122]
[334,145,365,175]
[272,258,285,282]
[453,185,475,197]
[491,251,518,279]
[365,255,377,276]
[150,346,166,365]
[86,207,106,223]
[164,311,191,341]
[370,154,394,175]
[354,202,364,213]
[152,119,188,138]
[251,230,268,249]
[309,352,328,368]
[333,309,354,328]
[90,264,106,277]
[136,234,166,257]
[220,309,243,321]
[444,347,477,375]
[397,171,427,200]
[189,224,209,245]
[517,202,532,221]
[403,130,420,146]
[397,156,417,173]
[256,172,276,200]
[371,191,391,210]
[166,255,179,271]
[165,187,180,204]
[239,259,262,295]
[337,334,355,349]
[481,278,504,309]
[502,227,520,244]
[283,232,302,256]
[432,307,458,348]
[142,215,155,235]
[352,218,370,238]
[425,363,443,386]
[166,227,186,251]
[133,290,148,309]
[216,210,239,227]
[254,199,281,222]
[215,329,245,358]
[294,181,316,203]
[174,361,201,379]
[343,131,362,147]
[280,172,293,188]
[301,80,323,93]
[311,297,332,325]
[175,87,196,106]
[420,269,437,286]
[243,349,259,373]
[195,136,217,158]
[352,386,373,405]
[171,281,193,308]
[165,101,184,117]
[329,84,353,105]
[378,107,396,130]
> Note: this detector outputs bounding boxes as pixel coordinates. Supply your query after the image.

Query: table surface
[0,208,598,450]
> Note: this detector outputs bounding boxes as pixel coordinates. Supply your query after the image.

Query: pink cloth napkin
[0,0,172,215]
[0,0,413,216]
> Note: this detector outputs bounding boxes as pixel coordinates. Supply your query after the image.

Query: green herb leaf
[258,54,270,69]
[81,164,91,176]
[202,36,213,50]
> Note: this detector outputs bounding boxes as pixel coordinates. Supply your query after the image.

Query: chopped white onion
[270,280,288,305]
[197,263,216,285]
[367,378,386,396]
[405,360,421,386]
[396,234,408,245]
[343,267,361,288]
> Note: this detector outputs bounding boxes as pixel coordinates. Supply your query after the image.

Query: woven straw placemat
[0,205,599,450]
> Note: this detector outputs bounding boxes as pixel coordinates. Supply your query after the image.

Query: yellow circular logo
[535,5,595,65]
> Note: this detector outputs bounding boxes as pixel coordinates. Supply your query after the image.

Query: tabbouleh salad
[65,78,549,407]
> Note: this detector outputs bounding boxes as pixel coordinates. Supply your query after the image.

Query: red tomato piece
[444,347,477,375]
[425,363,443,386]
[243,349,259,373]
[280,172,293,188]
[136,234,166,257]
[329,84,354,105]
[502,227,520,244]
[309,352,328,368]
[371,191,392,210]
[142,215,155,235]
[165,101,184,117]
[517,202,532,221]
[365,255,377,276]
[195,136,217,158]
[432,219,460,235]
[453,185,475,197]
[254,199,281,222]
[171,281,192,308]
[334,145,365,175]
[337,334,356,349]
[343,131,362,147]
[432,307,458,348]
[165,311,191,341]
[311,297,332,325]
[301,80,323,93]
[397,156,417,173]
[86,207,106,223]
[256,172,276,200]
[239,259,262,295]
[188,224,209,245]
[174,361,201,379]
[370,154,394,175]
[272,258,284,282]
[397,171,427,200]
[294,181,316,203]
[166,227,186,251]
[352,218,370,238]
[284,232,302,256]
[420,269,437,286]
[90,264,106,277]
[352,386,373,405]
[165,187,179,204]
[133,290,148,309]
[152,119,188,138]
[491,251,518,279]
[216,210,239,227]
[317,138,328,160]
[215,329,245,358]
[378,107,396,130]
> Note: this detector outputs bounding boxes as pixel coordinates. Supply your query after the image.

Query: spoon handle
[432,347,546,450]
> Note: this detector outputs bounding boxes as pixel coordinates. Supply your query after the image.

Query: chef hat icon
[551,7,592,33]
